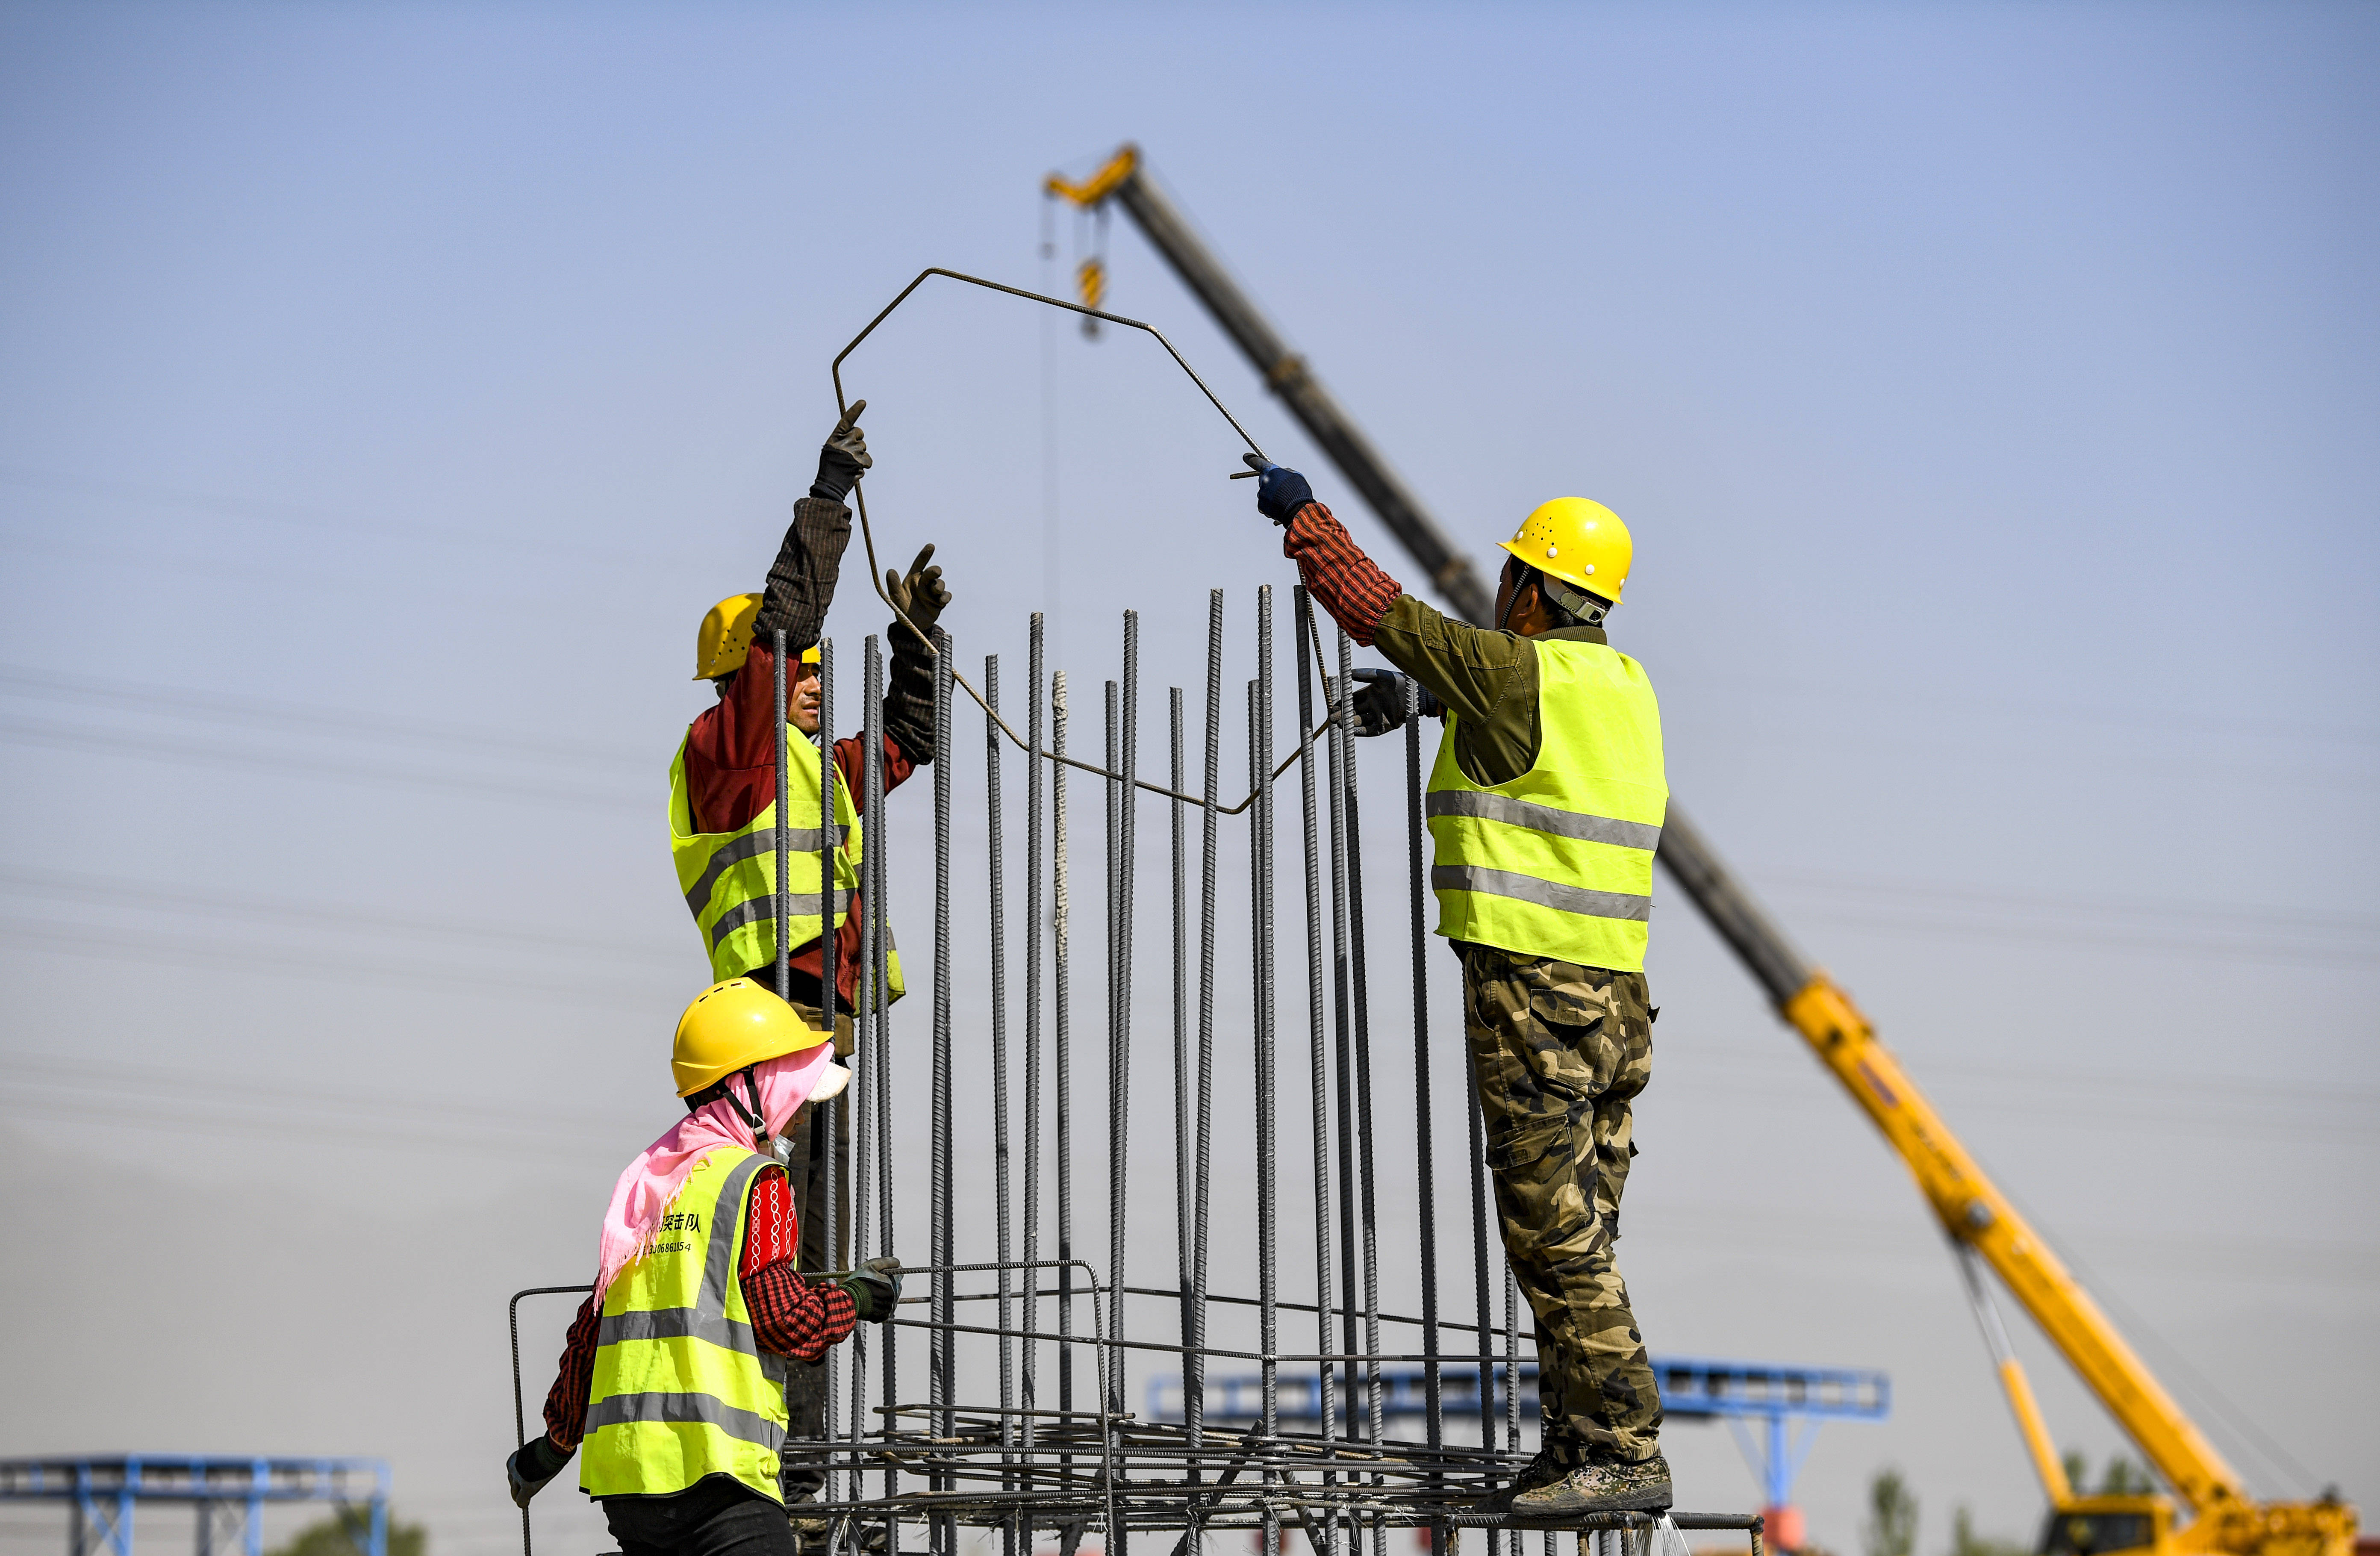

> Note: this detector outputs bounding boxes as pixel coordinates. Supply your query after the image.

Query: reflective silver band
[703,1152,766,1311]
[707,888,856,950]
[597,1307,755,1352]
[682,825,851,915]
[1431,864,1653,923]
[581,1391,785,1453]
[1425,791,1662,853]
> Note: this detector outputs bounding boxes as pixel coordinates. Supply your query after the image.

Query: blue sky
[1,5,2373,1555]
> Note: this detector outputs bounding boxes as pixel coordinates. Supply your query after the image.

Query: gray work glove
[839,1256,905,1324]
[812,400,873,503]
[506,1435,571,1509]
[1347,668,1441,737]
[884,544,950,643]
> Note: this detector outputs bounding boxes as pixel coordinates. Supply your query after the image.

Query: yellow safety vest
[667,729,905,1000]
[579,1148,787,1503]
[1425,637,1667,973]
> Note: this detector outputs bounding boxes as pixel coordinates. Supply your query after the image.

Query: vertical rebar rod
[1467,1051,1499,1556]
[1170,682,1191,1421]
[817,637,839,1487]
[1022,617,1044,1556]
[985,653,1017,1528]
[1023,615,1045,1464]
[1113,610,1139,1434]
[1290,588,1339,1556]
[1052,670,1076,1456]
[1104,675,1122,1434]
[869,638,896,1510]
[931,627,955,1531]
[851,634,883,1513]
[773,629,790,1002]
[1253,584,1280,1556]
[1407,677,1445,1519]
[1189,589,1223,1471]
[1505,1262,1523,1462]
[1337,628,1386,1556]
[1319,625,1360,1450]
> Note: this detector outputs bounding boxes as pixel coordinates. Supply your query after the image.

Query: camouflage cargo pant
[1459,942,1661,1466]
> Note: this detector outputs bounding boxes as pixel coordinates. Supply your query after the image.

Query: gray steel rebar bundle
[772,593,1760,1556]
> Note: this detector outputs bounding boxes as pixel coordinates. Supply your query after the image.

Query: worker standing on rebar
[505,980,902,1556]
[1249,457,1670,1517]
[669,399,950,1517]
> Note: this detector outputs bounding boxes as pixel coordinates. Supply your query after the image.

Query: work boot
[1473,1447,1576,1518]
[1504,1451,1673,1517]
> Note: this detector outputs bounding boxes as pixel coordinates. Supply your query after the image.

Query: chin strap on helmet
[714,1065,771,1150]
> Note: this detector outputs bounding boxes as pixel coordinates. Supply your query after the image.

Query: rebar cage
[515,586,1758,1556]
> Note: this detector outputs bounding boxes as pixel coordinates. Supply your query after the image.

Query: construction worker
[505,979,902,1556]
[672,400,949,1515]
[1249,458,1671,1516]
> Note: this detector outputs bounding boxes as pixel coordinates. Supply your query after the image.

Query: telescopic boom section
[1046,143,2356,1553]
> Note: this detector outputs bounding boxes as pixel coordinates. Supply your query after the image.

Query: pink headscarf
[592,1043,841,1303]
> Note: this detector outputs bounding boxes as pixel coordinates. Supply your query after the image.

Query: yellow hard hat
[671,978,831,1097]
[1497,498,1632,608]
[694,594,821,681]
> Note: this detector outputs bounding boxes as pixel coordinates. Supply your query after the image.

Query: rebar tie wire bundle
[512,272,1763,1556]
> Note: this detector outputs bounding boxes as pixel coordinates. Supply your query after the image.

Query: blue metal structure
[0,1459,390,1556]
[1148,1355,1888,1512]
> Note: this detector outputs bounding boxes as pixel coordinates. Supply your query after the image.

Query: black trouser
[602,1477,791,1556]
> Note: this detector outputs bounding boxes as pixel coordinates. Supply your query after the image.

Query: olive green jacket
[1368,593,1612,788]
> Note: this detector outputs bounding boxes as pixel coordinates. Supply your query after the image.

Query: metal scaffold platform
[0,1458,390,1556]
[517,577,1764,1556]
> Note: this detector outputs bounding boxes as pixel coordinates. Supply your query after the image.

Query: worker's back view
[1250,465,1673,1517]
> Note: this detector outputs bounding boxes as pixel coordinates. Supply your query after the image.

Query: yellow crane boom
[1048,143,2358,1556]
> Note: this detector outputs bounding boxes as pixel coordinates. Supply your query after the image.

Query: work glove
[885,544,950,642]
[1243,454,1314,525]
[505,1435,571,1510]
[1346,668,1442,737]
[812,400,873,504]
[839,1256,905,1324]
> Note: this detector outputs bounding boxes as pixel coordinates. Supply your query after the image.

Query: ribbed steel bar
[1113,610,1140,1432]
[1505,1263,1523,1462]
[1254,583,1280,1556]
[931,627,955,1544]
[1321,636,1360,1454]
[1406,676,1445,1532]
[1336,628,1386,1556]
[985,653,1017,1543]
[869,638,896,1514]
[1290,587,1340,1556]
[1170,682,1191,1429]
[774,628,791,1002]
[851,634,883,1515]
[1024,615,1046,1462]
[1052,671,1076,1465]
[1467,1050,1500,1556]
[818,637,840,1494]
[1189,589,1223,1474]
[1104,675,1123,1432]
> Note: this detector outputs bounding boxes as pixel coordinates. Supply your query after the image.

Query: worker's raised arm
[752,402,873,650]
[1252,461,1528,728]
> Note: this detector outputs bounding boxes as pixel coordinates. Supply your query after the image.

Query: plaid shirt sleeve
[542,1294,601,1450]
[1281,501,1403,647]
[742,1261,858,1362]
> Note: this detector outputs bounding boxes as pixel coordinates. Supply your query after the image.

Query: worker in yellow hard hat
[1247,460,1671,1517]
[507,980,900,1556]
[670,400,950,1519]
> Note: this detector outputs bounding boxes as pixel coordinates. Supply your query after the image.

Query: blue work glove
[507,1435,571,1509]
[1243,454,1314,525]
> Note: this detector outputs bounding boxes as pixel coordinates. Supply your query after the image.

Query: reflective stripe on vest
[666,730,906,1001]
[578,1149,788,1503]
[1424,637,1667,973]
